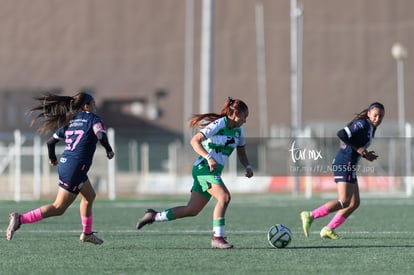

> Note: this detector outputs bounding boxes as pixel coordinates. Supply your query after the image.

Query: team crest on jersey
[355,121,364,129]
[60,157,67,163]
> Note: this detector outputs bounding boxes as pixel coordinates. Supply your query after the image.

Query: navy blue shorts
[57,157,90,194]
[332,160,358,183]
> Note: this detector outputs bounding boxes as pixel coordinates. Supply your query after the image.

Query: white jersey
[193,116,246,167]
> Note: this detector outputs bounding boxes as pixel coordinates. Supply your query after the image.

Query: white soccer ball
[267,224,292,248]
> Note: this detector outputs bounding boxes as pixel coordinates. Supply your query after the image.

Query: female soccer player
[136,97,254,249]
[300,102,385,239]
[6,92,115,244]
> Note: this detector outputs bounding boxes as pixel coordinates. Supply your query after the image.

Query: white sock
[154,211,169,222]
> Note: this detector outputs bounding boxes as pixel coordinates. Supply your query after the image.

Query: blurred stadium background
[0,0,413,200]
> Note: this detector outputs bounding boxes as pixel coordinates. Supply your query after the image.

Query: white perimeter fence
[0,124,413,201]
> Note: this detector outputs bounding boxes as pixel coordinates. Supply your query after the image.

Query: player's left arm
[98,132,115,159]
[93,122,115,159]
[237,146,253,178]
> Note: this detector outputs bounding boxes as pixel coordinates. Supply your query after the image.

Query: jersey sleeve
[238,127,246,147]
[54,126,66,140]
[200,118,223,139]
[341,119,371,149]
[344,120,368,138]
[92,116,107,136]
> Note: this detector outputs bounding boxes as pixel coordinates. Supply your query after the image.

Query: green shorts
[191,160,224,200]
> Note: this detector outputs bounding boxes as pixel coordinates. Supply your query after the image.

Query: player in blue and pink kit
[6,92,114,244]
[300,102,385,239]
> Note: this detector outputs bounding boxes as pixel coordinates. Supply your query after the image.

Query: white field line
[110,196,414,209]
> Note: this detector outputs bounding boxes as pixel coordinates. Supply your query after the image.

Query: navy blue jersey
[54,112,106,165]
[335,119,374,163]
[48,111,109,194]
[332,119,374,183]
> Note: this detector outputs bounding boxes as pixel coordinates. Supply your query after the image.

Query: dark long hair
[29,92,94,134]
[348,102,385,136]
[188,97,249,128]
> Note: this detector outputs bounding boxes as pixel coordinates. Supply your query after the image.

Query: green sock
[166,209,176,220]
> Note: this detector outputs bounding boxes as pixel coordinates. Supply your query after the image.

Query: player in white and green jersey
[136,97,254,249]
[193,115,246,183]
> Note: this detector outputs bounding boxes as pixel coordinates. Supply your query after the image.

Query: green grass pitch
[1,194,414,274]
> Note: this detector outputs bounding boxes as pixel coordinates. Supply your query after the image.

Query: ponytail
[30,92,94,134]
[188,97,248,128]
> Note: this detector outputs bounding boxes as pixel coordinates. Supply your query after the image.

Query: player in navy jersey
[136,97,254,249]
[300,102,385,239]
[6,92,115,244]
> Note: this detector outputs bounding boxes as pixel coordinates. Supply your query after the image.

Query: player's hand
[363,151,378,161]
[245,166,253,178]
[207,158,218,172]
[107,151,115,159]
[49,159,58,166]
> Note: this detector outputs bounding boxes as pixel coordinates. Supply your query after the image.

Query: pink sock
[81,216,93,234]
[20,208,43,224]
[312,205,330,219]
[327,213,346,229]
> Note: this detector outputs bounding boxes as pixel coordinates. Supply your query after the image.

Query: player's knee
[53,205,68,216]
[338,199,350,209]
[82,198,95,207]
[349,200,360,210]
[85,192,96,203]
[217,195,231,208]
[338,198,359,209]
[187,209,201,217]
[81,193,96,207]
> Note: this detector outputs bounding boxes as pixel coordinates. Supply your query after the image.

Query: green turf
[1,194,414,274]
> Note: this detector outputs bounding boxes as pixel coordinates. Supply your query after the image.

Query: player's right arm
[190,132,217,172]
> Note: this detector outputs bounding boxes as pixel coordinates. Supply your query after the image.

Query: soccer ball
[267,224,292,248]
